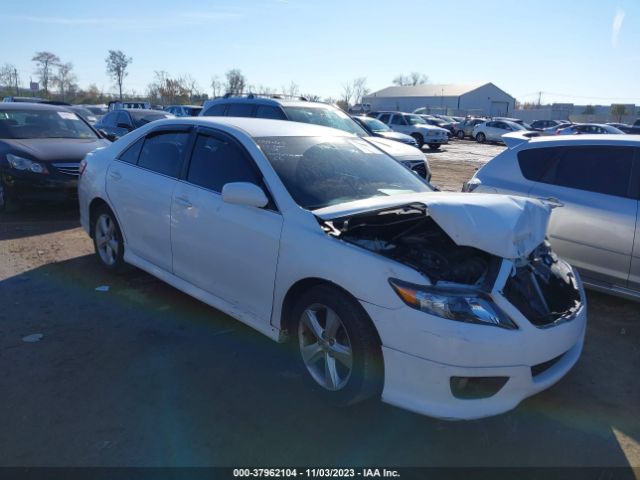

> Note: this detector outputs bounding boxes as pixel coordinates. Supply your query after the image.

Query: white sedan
[78,117,586,420]
[472,120,527,143]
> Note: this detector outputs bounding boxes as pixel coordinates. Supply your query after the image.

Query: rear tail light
[79,158,87,176]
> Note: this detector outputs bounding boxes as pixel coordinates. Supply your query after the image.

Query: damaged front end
[318,201,581,329]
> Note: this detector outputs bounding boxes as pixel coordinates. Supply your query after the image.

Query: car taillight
[79,158,87,176]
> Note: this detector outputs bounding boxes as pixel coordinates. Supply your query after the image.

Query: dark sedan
[351,115,419,147]
[94,108,174,140]
[0,103,110,211]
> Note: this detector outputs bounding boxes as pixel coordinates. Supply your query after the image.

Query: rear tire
[428,144,441,150]
[291,285,383,407]
[476,132,486,143]
[411,133,425,148]
[93,205,126,273]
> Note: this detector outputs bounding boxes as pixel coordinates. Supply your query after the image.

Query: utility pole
[537,91,542,107]
[13,68,18,95]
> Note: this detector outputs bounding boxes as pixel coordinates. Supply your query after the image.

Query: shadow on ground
[0,255,638,468]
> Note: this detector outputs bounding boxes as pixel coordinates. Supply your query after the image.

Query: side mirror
[222,182,269,208]
[99,129,118,142]
[116,123,133,131]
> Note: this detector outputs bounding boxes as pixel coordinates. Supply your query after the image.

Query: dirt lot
[0,138,639,470]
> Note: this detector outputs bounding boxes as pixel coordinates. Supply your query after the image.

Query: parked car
[492,117,534,131]
[69,105,98,125]
[530,120,567,130]
[472,120,528,143]
[2,96,71,106]
[417,115,455,137]
[347,103,371,115]
[376,112,449,149]
[0,103,109,211]
[108,101,151,111]
[453,117,486,139]
[557,123,624,135]
[94,108,175,140]
[83,104,108,120]
[200,96,431,181]
[78,116,586,419]
[164,105,203,117]
[464,132,639,301]
[606,123,640,134]
[351,115,419,147]
[540,122,573,136]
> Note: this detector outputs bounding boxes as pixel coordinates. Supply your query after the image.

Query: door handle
[109,171,122,181]
[175,196,192,208]
[538,196,564,208]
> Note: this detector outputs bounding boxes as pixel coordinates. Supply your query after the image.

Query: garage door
[490,101,509,116]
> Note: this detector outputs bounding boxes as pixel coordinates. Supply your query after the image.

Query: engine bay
[319,203,497,286]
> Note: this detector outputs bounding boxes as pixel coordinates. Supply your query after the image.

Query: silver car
[463,133,640,301]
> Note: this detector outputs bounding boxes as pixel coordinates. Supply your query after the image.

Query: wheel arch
[279,277,382,347]
[88,197,113,238]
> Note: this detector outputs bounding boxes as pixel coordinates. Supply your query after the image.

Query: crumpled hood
[1,138,109,162]
[314,192,551,260]
[365,136,424,160]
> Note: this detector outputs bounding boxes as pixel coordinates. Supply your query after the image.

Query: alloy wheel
[298,303,353,391]
[95,213,119,266]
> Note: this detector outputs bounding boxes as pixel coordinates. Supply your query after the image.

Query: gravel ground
[0,139,638,469]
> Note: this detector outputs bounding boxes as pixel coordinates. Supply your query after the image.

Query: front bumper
[2,169,78,202]
[360,266,587,420]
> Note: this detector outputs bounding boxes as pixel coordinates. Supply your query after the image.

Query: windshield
[360,117,392,133]
[0,109,98,139]
[256,136,432,210]
[130,111,173,127]
[72,107,94,117]
[405,115,426,125]
[283,106,368,136]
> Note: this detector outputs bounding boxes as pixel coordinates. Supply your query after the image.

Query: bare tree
[341,80,355,108]
[610,104,628,122]
[224,69,246,96]
[211,75,223,98]
[182,74,201,102]
[352,77,369,105]
[282,81,299,97]
[0,64,20,94]
[53,62,77,101]
[392,72,428,86]
[105,50,132,100]
[32,51,60,95]
[303,93,321,102]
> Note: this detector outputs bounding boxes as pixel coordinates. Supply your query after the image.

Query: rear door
[528,145,636,287]
[626,153,640,291]
[390,114,409,135]
[106,126,192,272]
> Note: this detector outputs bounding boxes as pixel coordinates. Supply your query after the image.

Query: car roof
[204,96,320,108]
[166,104,201,108]
[150,117,356,138]
[526,134,640,146]
[0,102,73,111]
[119,108,168,114]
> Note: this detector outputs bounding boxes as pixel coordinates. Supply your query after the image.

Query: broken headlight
[389,278,517,329]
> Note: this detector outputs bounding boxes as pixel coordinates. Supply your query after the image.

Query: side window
[203,104,227,116]
[378,114,391,124]
[390,115,406,126]
[137,132,190,178]
[116,111,131,127]
[101,112,117,126]
[118,137,144,164]
[255,105,286,120]
[485,122,495,128]
[518,147,562,181]
[543,146,634,197]
[187,134,260,193]
[226,103,254,117]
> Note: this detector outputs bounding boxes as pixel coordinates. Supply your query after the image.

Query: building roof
[366,82,504,98]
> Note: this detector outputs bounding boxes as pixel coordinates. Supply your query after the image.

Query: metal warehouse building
[363,82,516,117]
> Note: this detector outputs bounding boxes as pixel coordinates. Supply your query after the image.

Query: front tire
[428,144,441,150]
[476,132,486,143]
[93,205,126,272]
[292,285,383,406]
[0,178,16,213]
[410,133,425,148]
[457,130,465,140]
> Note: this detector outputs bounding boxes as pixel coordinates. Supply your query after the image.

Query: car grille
[409,162,426,178]
[52,162,81,176]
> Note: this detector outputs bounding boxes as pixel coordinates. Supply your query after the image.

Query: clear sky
[1,0,638,105]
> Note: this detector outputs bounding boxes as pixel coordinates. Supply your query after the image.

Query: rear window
[202,104,227,116]
[227,103,254,117]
